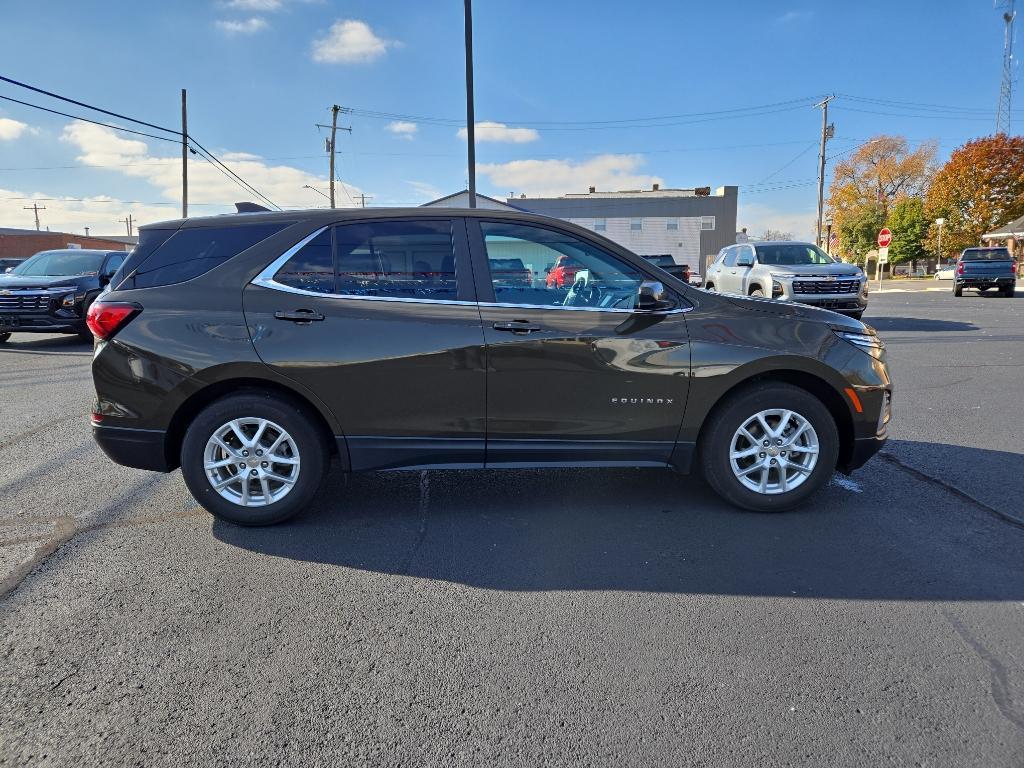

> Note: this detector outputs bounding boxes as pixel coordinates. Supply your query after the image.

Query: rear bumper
[92,423,172,472]
[956,277,1015,288]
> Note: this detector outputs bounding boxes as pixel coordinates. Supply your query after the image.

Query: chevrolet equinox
[89,208,892,525]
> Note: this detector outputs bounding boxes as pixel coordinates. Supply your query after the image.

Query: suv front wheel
[699,384,839,511]
[180,392,328,525]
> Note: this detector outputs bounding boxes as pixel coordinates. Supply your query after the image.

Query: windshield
[961,248,1010,261]
[12,250,106,277]
[755,243,837,266]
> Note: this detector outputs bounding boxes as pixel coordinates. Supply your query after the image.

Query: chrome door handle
[493,320,541,334]
[274,309,325,323]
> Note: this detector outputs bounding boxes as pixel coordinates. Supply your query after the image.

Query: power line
[1,75,280,210]
[0,73,180,135]
[0,94,180,144]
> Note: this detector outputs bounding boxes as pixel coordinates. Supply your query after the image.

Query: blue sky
[0,0,1018,238]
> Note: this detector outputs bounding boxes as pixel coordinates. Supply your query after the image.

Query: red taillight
[957,262,964,274]
[1012,261,1018,274]
[86,301,141,341]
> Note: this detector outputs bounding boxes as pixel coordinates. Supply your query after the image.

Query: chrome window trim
[251,226,691,315]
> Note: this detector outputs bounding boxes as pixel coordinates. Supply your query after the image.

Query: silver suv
[704,241,868,319]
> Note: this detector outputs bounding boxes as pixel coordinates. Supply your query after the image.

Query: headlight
[60,292,78,308]
[834,330,883,350]
[770,272,797,280]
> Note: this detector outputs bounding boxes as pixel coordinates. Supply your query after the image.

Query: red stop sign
[877,228,892,248]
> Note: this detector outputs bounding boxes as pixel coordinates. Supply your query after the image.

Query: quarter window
[334,220,456,300]
[274,229,334,293]
[479,221,645,310]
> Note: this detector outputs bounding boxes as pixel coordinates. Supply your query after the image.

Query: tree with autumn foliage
[924,134,1024,257]
[827,135,936,260]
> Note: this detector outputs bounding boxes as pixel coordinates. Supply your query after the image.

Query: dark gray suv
[88,208,891,525]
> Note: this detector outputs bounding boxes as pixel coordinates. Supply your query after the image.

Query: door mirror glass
[637,280,670,311]
[735,252,754,268]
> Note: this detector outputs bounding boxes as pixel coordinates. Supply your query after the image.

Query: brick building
[0,227,136,260]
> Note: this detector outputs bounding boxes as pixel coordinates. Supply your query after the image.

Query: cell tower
[996,0,1017,135]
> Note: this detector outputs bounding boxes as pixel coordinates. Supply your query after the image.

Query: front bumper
[0,315,87,334]
[92,423,173,472]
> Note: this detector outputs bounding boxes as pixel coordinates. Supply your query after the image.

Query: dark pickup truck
[953,247,1017,297]
[0,248,127,343]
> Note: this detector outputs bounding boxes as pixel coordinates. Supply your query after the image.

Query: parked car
[488,257,531,287]
[89,208,891,525]
[0,249,127,343]
[952,247,1017,297]
[0,258,25,273]
[704,241,868,319]
[934,263,957,280]
[546,254,583,288]
[641,254,690,283]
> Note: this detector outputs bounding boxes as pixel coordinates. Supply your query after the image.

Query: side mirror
[637,280,671,311]
[736,254,754,268]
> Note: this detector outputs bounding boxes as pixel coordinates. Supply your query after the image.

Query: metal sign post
[876,229,892,293]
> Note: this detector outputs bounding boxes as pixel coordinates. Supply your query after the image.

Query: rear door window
[273,229,334,293]
[120,222,290,289]
[334,220,457,300]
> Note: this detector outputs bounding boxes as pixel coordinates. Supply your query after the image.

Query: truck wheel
[953,284,963,297]
[749,288,764,298]
[1004,285,1016,297]
[0,332,10,344]
[699,384,839,512]
[180,392,329,526]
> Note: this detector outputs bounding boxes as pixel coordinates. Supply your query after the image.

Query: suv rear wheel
[180,392,328,525]
[699,384,839,511]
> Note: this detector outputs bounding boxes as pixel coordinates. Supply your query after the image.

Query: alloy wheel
[203,417,301,507]
[729,409,819,495]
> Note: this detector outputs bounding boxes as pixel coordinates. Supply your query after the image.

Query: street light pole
[464,0,477,208]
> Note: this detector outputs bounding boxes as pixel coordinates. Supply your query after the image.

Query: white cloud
[57,120,364,215]
[477,154,661,198]
[0,118,33,141]
[216,17,268,34]
[312,19,395,63]
[739,202,816,242]
[457,121,539,144]
[224,0,281,10]
[0,188,181,236]
[385,121,418,140]
[406,181,443,201]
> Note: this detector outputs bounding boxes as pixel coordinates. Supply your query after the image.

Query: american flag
[828,231,839,248]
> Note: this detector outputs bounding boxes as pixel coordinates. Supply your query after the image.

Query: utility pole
[997,0,1016,135]
[318,107,352,209]
[356,193,373,208]
[24,203,45,231]
[814,95,835,248]
[119,213,134,237]
[464,0,477,208]
[181,88,188,218]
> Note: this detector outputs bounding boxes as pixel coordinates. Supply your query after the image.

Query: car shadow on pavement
[867,317,978,333]
[213,441,1024,602]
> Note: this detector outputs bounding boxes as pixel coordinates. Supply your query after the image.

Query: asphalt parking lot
[1,284,1022,767]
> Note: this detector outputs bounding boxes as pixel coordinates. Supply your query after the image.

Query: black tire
[698,383,840,512]
[1004,285,1016,297]
[847,310,864,320]
[180,391,329,525]
[0,332,10,344]
[705,283,715,292]
[77,296,96,341]
[953,284,963,297]
[749,287,765,298]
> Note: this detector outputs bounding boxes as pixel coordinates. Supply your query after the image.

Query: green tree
[837,204,885,265]
[886,197,929,269]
